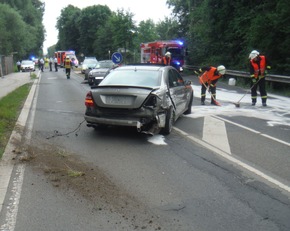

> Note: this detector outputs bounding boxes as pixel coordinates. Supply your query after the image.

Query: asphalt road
[0,68,289,231]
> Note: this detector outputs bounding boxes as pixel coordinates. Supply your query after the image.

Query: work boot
[201,101,205,105]
[252,102,256,106]
[262,103,267,107]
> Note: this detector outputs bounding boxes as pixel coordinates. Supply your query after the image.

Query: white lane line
[173,127,290,194]
[203,116,231,154]
[213,115,290,147]
[0,164,25,231]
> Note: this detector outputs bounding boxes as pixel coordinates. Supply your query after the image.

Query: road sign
[111,52,123,64]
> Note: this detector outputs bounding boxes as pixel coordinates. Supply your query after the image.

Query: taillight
[85,91,94,107]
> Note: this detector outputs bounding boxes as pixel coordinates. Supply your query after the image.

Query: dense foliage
[0,0,45,59]
[167,0,290,74]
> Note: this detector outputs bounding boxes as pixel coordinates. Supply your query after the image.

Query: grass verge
[0,83,31,158]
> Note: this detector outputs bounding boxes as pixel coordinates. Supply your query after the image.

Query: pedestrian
[54,57,58,72]
[16,60,21,72]
[49,57,53,71]
[39,58,44,72]
[64,57,72,79]
[162,52,171,66]
[248,50,271,106]
[195,65,226,105]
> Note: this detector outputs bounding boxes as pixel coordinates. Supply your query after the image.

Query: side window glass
[168,70,179,88]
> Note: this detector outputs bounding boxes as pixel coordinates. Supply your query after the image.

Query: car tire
[184,93,193,115]
[160,107,174,135]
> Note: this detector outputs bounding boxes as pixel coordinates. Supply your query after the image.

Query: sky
[42,0,172,53]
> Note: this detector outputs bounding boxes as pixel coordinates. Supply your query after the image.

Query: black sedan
[87,60,116,86]
[84,64,193,135]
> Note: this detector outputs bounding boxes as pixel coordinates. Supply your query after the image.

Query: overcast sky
[42,0,172,52]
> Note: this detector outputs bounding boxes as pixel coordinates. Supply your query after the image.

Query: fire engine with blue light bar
[140,40,187,72]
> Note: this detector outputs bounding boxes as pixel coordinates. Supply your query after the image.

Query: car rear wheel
[160,107,174,135]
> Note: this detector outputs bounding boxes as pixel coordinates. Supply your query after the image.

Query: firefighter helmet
[217,65,226,75]
[249,50,259,60]
[165,52,171,57]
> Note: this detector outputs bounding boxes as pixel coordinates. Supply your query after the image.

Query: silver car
[20,60,35,72]
[84,64,193,135]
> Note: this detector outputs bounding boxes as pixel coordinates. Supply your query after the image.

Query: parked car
[84,64,193,135]
[87,60,116,86]
[20,60,35,72]
[81,58,98,74]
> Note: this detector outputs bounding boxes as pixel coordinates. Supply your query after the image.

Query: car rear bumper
[84,112,166,131]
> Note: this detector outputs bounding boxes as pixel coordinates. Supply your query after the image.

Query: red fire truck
[140,40,186,71]
[55,50,79,67]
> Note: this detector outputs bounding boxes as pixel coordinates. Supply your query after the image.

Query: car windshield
[100,69,161,88]
[84,59,98,64]
[95,61,114,69]
[21,61,34,65]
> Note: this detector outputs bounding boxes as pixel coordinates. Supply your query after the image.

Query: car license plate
[105,96,133,105]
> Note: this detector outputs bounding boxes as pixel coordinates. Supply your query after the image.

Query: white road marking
[203,116,231,154]
[174,126,290,194]
[213,115,290,147]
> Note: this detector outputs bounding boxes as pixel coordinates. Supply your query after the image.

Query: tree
[0,0,45,57]
[0,3,31,57]
[55,5,81,54]
[94,9,136,63]
[77,5,111,56]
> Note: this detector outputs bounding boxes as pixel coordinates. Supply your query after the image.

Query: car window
[94,61,114,69]
[84,59,98,64]
[100,70,161,87]
[168,69,184,88]
[21,61,34,65]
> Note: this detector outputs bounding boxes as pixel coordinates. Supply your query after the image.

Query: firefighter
[249,50,271,106]
[162,52,171,66]
[64,57,72,79]
[195,65,226,105]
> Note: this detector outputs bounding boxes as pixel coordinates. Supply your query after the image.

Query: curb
[0,71,40,214]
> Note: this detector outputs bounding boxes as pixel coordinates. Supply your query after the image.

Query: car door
[167,68,187,117]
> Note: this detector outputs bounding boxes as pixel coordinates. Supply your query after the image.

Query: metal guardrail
[183,65,290,84]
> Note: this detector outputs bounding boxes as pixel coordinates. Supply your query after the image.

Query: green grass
[0,83,31,158]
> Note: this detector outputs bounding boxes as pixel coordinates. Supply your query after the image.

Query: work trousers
[201,83,216,104]
[65,68,71,78]
[251,77,267,104]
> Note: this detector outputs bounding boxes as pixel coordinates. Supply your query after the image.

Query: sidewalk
[0,71,36,100]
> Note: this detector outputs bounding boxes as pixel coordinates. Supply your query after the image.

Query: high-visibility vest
[250,55,266,78]
[199,67,221,84]
[64,59,71,69]
[162,56,171,65]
